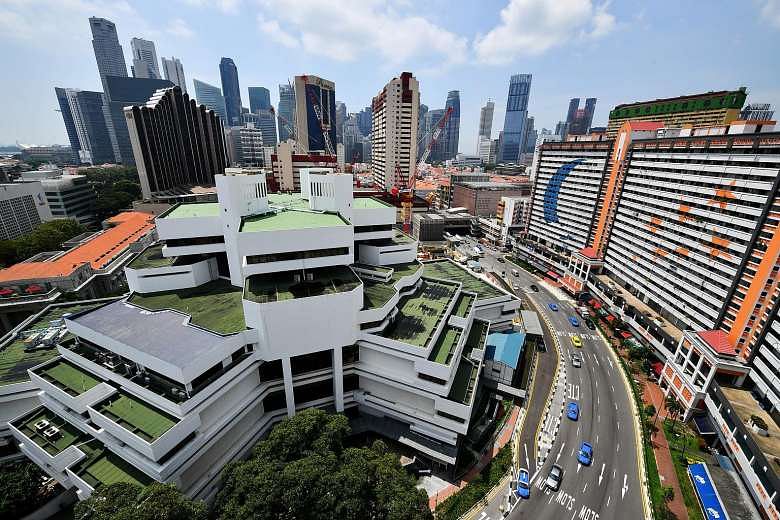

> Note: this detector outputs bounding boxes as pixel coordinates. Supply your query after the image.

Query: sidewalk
[428,405,520,510]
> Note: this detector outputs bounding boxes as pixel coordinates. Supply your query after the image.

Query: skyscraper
[125,86,226,198]
[357,106,372,137]
[242,111,277,148]
[294,75,337,154]
[426,109,445,163]
[161,57,187,94]
[277,84,295,142]
[370,72,419,190]
[478,100,495,140]
[565,97,597,136]
[54,88,115,165]
[130,38,160,79]
[248,87,271,112]
[89,17,127,91]
[219,57,242,126]
[335,101,347,144]
[523,116,537,154]
[442,90,460,161]
[499,74,532,163]
[418,103,429,158]
[193,79,227,123]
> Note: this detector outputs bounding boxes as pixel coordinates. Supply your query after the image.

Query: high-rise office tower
[130,38,160,79]
[523,116,537,154]
[478,100,495,140]
[193,79,228,123]
[294,75,337,154]
[442,90,460,161]
[54,88,116,165]
[219,57,242,126]
[248,87,271,112]
[277,84,296,142]
[418,103,429,158]
[426,109,445,163]
[565,97,597,136]
[499,74,532,163]
[357,106,372,137]
[343,114,364,163]
[370,72,419,190]
[242,110,277,148]
[125,86,226,198]
[161,57,187,94]
[335,101,347,144]
[89,17,127,91]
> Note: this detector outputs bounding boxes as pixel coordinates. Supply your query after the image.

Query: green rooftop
[241,210,347,232]
[381,279,457,347]
[96,392,178,443]
[128,244,175,269]
[353,197,392,209]
[429,325,463,365]
[74,440,152,489]
[13,407,88,456]
[448,356,479,404]
[423,260,503,299]
[35,358,101,396]
[0,303,102,386]
[389,262,422,283]
[462,319,489,359]
[268,193,309,210]
[129,279,246,335]
[162,203,220,219]
[245,266,361,304]
[362,281,397,310]
[453,293,475,318]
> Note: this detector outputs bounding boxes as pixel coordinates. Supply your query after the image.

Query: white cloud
[167,18,195,38]
[474,0,616,64]
[759,0,780,28]
[255,0,467,67]
[180,0,241,14]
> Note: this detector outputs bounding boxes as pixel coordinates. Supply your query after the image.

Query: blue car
[577,442,593,466]
[567,402,579,421]
[516,468,530,499]
[569,316,580,327]
[548,303,559,312]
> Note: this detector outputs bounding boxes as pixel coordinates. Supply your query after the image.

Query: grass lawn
[13,407,87,456]
[129,279,245,335]
[388,261,422,282]
[423,260,503,299]
[663,420,705,520]
[382,280,456,347]
[97,392,178,442]
[453,292,475,318]
[128,244,175,269]
[429,325,462,365]
[38,359,101,396]
[362,281,397,310]
[77,445,152,488]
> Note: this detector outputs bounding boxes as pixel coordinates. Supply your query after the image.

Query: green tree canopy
[74,482,206,520]
[0,460,47,518]
[0,218,86,268]
[214,409,432,520]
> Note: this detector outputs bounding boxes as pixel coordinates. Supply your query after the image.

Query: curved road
[474,243,647,520]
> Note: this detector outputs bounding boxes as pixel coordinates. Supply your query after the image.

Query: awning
[687,463,728,520]
[606,315,616,322]
[546,270,560,279]
[592,301,602,310]
[651,362,664,377]
[620,331,633,339]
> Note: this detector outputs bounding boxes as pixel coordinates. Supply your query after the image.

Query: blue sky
[1,0,779,154]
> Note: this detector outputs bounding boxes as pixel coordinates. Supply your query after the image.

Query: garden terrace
[0,302,102,386]
[462,319,489,359]
[381,279,458,348]
[160,203,220,219]
[128,278,246,335]
[128,244,175,269]
[362,281,397,310]
[95,391,178,442]
[72,439,152,488]
[34,358,102,396]
[240,210,348,232]
[388,261,422,282]
[448,356,479,404]
[423,260,503,299]
[13,407,88,456]
[245,266,361,304]
[428,325,463,365]
[453,292,476,318]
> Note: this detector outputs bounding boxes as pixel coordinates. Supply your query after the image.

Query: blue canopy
[688,463,729,520]
[485,331,525,369]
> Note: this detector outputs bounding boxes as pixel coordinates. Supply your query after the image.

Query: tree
[0,219,87,268]
[0,461,47,518]
[74,482,206,520]
[665,394,684,437]
[214,409,431,520]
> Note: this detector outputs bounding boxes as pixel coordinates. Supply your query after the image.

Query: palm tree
[665,394,684,438]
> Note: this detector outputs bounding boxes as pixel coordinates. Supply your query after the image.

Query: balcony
[244,266,361,304]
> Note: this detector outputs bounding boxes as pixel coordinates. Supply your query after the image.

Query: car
[567,402,579,421]
[516,468,530,499]
[530,284,539,292]
[545,464,563,491]
[585,320,595,330]
[512,269,520,277]
[577,442,593,465]
[548,303,559,312]
[513,284,520,291]
[497,256,505,263]
[571,335,582,348]
[571,354,582,368]
[568,316,580,327]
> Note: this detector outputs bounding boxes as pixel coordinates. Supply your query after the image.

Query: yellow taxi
[571,335,583,348]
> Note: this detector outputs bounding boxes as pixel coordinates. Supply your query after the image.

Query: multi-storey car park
[2,167,520,502]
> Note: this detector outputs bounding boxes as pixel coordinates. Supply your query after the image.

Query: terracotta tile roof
[0,212,155,284]
[696,330,737,357]
[627,121,665,131]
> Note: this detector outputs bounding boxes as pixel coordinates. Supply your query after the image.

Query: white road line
[596,434,599,445]
[598,463,605,485]
[613,469,616,479]
[598,414,601,423]
[607,495,611,507]
[617,443,620,452]
[577,424,580,436]
[548,494,554,504]
[570,510,576,520]
[583,482,588,493]
[611,384,615,392]
[617,421,620,431]
[577,464,581,474]
[622,474,629,499]
[571,447,575,457]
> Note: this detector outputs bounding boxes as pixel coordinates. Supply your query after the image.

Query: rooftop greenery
[74,440,152,489]
[128,244,175,269]
[35,358,101,396]
[448,356,479,404]
[389,261,422,282]
[381,280,457,347]
[129,279,246,335]
[163,203,220,219]
[241,210,347,232]
[462,319,489,359]
[362,281,397,310]
[453,292,475,318]
[96,392,178,443]
[423,260,503,299]
[13,407,87,456]
[245,266,361,304]
[429,325,463,365]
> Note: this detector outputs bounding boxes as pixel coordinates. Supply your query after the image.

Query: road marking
[596,434,599,445]
[583,482,588,493]
[548,493,554,504]
[577,464,581,474]
[617,421,620,431]
[478,513,488,520]
[622,474,629,499]
[571,447,575,457]
[556,442,566,462]
[611,384,615,393]
[598,463,605,485]
[597,395,600,406]
[607,495,611,507]
[608,357,614,370]
[613,469,616,479]
[524,443,530,469]
[597,414,600,423]
[617,443,620,452]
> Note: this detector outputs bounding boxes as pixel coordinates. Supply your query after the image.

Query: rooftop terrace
[241,210,347,232]
[448,356,479,404]
[162,203,220,219]
[245,266,361,304]
[13,407,88,456]
[453,292,476,318]
[721,386,780,460]
[353,197,392,209]
[0,302,102,386]
[462,318,489,359]
[128,244,175,269]
[362,281,397,310]
[96,391,178,443]
[128,278,246,335]
[423,260,503,299]
[34,358,102,396]
[381,279,457,348]
[73,439,152,489]
[267,193,309,210]
[428,325,463,365]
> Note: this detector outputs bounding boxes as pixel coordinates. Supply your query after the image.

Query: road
[469,239,646,520]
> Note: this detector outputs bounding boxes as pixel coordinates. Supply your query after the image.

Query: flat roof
[458,182,529,189]
[244,266,360,303]
[128,244,175,269]
[453,292,475,318]
[721,386,780,460]
[362,281,397,310]
[520,310,543,335]
[422,260,504,299]
[13,407,88,456]
[485,331,525,369]
[0,212,155,283]
[34,358,102,396]
[267,193,309,210]
[382,279,457,347]
[354,197,392,209]
[429,325,463,365]
[74,439,152,489]
[161,202,220,218]
[240,210,347,232]
[448,355,479,404]
[96,391,178,442]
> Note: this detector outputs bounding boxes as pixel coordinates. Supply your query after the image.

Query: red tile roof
[627,121,665,131]
[696,330,737,357]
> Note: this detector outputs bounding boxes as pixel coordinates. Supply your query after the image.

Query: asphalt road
[470,240,646,520]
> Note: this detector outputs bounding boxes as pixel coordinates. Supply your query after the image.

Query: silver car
[545,464,563,491]
[572,355,582,368]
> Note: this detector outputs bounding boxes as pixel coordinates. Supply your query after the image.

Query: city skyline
[1,1,779,153]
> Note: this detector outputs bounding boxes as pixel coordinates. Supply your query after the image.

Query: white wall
[126,258,218,294]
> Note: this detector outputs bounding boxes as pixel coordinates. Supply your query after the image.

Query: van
[511,269,519,277]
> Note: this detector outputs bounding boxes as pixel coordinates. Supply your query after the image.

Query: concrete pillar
[333,347,344,412]
[282,357,296,417]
